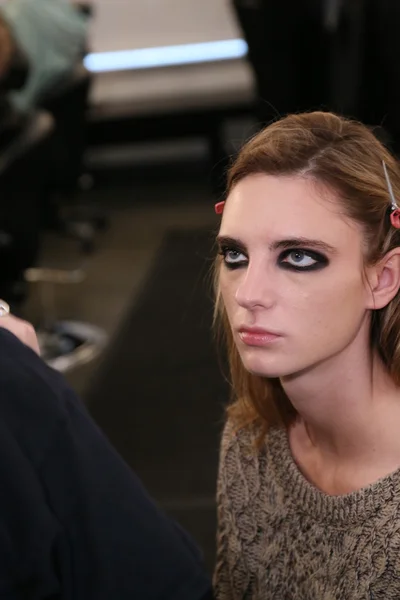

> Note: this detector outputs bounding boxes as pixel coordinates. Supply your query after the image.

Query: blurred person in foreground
[0,305,213,600]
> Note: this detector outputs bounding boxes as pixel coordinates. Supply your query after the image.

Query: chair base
[38,320,107,373]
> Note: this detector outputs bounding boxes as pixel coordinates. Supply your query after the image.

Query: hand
[0,314,41,355]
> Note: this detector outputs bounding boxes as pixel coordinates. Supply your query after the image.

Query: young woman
[213,111,400,598]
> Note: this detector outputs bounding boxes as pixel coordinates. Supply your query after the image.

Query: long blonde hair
[213,111,400,438]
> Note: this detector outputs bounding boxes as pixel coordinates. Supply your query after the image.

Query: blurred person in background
[0,13,14,81]
[0,13,30,87]
[232,0,400,155]
[213,111,400,598]
[0,0,88,113]
[231,0,330,123]
[358,0,400,156]
[0,309,213,600]
[0,12,27,131]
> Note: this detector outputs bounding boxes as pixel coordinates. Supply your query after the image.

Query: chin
[241,350,329,380]
[239,352,289,379]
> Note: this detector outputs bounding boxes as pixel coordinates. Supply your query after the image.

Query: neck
[281,337,400,463]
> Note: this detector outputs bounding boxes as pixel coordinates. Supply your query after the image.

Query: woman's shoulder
[217,419,285,530]
[218,418,270,481]
[219,418,259,455]
[219,417,281,454]
[218,417,287,483]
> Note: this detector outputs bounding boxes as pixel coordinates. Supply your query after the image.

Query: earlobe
[367,250,400,310]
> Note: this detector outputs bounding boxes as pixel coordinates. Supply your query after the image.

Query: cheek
[219,271,236,314]
[291,270,367,337]
[219,269,248,334]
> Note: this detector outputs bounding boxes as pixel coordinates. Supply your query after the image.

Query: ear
[365,248,400,310]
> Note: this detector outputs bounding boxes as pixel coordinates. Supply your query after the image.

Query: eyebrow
[216,235,337,254]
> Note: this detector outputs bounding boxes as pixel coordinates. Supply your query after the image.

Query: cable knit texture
[213,420,400,599]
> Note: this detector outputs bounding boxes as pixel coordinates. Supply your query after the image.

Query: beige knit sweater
[213,420,400,599]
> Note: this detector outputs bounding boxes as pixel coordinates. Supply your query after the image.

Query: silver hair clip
[383,160,400,228]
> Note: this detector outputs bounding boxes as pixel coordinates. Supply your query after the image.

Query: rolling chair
[24,66,108,372]
[24,264,107,373]
[26,47,108,371]
[38,64,107,254]
[37,2,106,253]
[0,110,54,302]
[0,3,107,372]
[0,41,55,303]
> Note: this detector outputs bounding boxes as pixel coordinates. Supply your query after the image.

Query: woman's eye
[220,247,247,266]
[279,249,328,270]
[282,251,317,268]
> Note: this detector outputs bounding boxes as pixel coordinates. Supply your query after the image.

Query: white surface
[84,39,247,72]
[89,59,255,117]
[89,0,242,53]
[87,1,254,118]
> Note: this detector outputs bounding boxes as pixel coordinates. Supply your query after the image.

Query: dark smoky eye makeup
[278,248,329,271]
[216,237,330,272]
[217,243,248,269]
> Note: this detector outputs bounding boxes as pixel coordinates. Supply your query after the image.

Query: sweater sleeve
[213,420,261,600]
[213,421,237,600]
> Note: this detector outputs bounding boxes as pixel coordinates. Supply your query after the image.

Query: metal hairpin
[382,160,399,211]
[382,160,400,229]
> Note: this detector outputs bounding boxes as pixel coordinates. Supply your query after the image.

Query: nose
[235,261,276,310]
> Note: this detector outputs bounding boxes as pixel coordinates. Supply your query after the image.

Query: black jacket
[0,328,212,599]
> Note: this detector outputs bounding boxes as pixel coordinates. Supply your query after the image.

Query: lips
[237,327,282,347]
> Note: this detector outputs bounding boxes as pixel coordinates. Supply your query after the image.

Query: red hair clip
[214,201,225,215]
[391,208,400,229]
[383,161,400,229]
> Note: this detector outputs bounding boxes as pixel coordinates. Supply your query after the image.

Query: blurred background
[0,0,398,574]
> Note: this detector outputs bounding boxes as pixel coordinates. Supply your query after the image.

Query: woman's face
[217,174,372,379]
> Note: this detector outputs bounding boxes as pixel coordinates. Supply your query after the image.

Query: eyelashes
[218,246,247,269]
[279,249,329,271]
[218,245,329,272]
[218,247,243,265]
